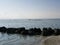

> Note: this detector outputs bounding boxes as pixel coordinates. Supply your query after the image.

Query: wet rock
[28,28,41,35]
[0,26,7,33]
[54,29,60,35]
[0,26,59,36]
[17,27,26,34]
[42,28,54,36]
[7,28,16,34]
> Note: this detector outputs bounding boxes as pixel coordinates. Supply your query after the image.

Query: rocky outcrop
[0,26,60,36]
[42,28,55,36]
[54,29,60,35]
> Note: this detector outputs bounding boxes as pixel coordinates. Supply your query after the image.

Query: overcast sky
[0,0,60,19]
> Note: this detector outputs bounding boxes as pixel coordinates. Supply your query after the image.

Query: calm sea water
[0,19,60,29]
[0,19,60,45]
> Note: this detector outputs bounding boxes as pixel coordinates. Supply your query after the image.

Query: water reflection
[0,33,41,45]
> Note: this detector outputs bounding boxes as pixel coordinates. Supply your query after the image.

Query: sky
[0,0,60,19]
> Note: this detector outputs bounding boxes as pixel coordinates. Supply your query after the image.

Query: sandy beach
[42,36,60,45]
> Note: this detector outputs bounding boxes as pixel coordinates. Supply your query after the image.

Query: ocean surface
[0,19,60,29]
[0,19,60,45]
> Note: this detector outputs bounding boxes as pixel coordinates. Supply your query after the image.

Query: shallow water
[0,19,60,45]
[0,33,42,45]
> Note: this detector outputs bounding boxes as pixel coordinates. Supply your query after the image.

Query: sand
[42,36,60,45]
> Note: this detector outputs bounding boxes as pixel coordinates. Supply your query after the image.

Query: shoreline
[42,35,60,45]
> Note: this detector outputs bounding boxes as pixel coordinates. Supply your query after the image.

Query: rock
[54,29,60,35]
[0,26,7,33]
[42,28,54,36]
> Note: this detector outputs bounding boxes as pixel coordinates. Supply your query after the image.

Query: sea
[0,19,60,45]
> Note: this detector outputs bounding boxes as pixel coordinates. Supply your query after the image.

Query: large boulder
[16,27,26,34]
[21,30,29,35]
[29,28,41,35]
[33,28,41,35]
[54,29,60,35]
[42,28,54,36]
[7,28,17,34]
[0,26,7,33]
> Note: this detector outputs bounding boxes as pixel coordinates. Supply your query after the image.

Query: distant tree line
[0,26,60,36]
